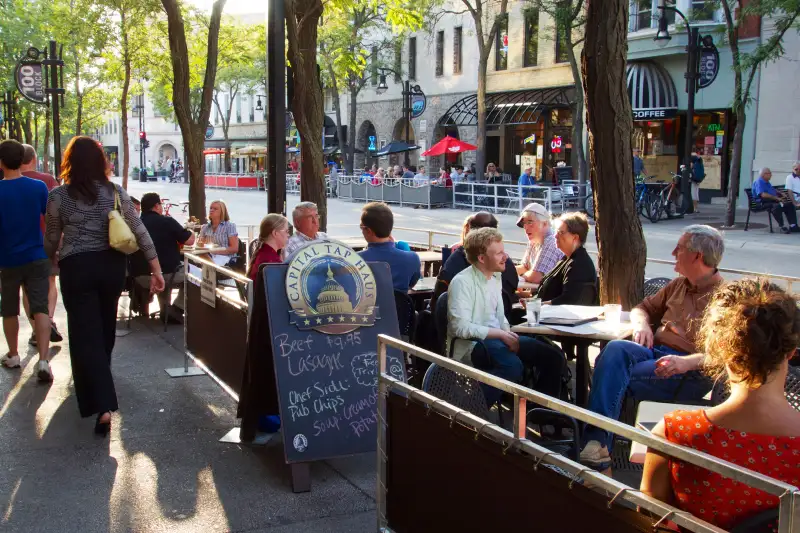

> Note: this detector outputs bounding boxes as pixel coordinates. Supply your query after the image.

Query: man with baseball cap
[518,166,535,197]
[515,203,563,285]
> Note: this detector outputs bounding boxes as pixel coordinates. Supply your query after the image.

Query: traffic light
[139,131,149,149]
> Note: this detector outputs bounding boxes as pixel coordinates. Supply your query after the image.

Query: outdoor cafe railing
[453,180,592,214]
[335,176,453,208]
[204,172,261,190]
[376,334,800,533]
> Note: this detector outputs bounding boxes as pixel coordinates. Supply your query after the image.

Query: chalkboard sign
[263,242,405,464]
[554,166,573,184]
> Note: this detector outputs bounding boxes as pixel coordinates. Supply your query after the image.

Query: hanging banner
[697,43,720,90]
[15,61,46,105]
[410,91,427,119]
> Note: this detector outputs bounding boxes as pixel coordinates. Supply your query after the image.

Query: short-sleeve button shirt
[200,220,237,248]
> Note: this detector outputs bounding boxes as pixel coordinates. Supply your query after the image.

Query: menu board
[263,242,405,464]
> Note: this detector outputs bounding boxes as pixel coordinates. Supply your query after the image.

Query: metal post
[266,0,286,215]
[47,41,63,177]
[403,80,411,167]
[376,333,389,529]
[682,27,699,215]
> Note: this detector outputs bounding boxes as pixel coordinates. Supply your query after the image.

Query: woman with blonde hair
[197,199,238,256]
[248,214,291,280]
[641,278,800,530]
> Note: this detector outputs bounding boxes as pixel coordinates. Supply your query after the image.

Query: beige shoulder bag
[108,186,139,254]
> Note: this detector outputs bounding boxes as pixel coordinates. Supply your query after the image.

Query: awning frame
[438,86,575,127]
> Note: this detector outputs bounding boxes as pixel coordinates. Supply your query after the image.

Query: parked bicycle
[648,170,687,222]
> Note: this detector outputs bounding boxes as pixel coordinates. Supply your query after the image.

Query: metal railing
[335,176,453,208]
[452,180,592,214]
[204,173,262,190]
[376,334,800,533]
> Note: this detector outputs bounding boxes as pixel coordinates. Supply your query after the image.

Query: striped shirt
[522,231,563,276]
[45,182,156,262]
[283,230,328,260]
[199,221,238,248]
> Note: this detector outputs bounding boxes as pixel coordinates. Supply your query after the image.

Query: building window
[408,37,416,81]
[249,95,255,122]
[436,31,445,77]
[394,41,402,82]
[555,25,569,63]
[524,9,539,67]
[370,46,378,86]
[453,26,463,74]
[691,0,715,20]
[236,93,242,123]
[495,14,508,71]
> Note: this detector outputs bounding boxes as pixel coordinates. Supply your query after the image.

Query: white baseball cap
[516,202,551,228]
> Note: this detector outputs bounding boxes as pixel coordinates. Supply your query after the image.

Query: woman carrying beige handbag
[44,136,165,436]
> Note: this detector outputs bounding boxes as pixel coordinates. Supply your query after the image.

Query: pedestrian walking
[44,136,165,436]
[0,140,53,380]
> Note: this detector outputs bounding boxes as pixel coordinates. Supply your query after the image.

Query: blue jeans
[583,340,712,450]
[474,337,565,406]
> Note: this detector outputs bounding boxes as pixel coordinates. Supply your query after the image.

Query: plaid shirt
[522,231,563,276]
[283,230,328,260]
[199,221,238,248]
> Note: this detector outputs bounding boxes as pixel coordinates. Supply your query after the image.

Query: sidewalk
[0,299,377,532]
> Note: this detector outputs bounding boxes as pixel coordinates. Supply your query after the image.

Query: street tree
[159,0,227,221]
[582,0,646,307]
[528,0,587,182]
[720,0,800,227]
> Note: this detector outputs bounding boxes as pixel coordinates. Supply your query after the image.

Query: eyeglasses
[556,229,571,237]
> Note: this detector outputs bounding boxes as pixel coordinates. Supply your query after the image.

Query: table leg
[576,342,590,407]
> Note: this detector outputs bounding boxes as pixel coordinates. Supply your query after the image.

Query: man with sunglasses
[580,225,724,467]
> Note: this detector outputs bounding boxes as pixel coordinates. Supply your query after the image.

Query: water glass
[604,304,622,326]
[525,297,542,326]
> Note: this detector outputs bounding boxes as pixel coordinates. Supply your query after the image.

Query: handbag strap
[113,184,122,212]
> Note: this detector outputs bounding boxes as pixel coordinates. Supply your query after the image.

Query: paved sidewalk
[0,300,376,532]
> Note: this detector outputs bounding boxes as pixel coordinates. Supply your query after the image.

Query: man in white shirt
[785,162,800,207]
[450,166,463,182]
[413,165,428,184]
[447,227,566,405]
[283,201,329,260]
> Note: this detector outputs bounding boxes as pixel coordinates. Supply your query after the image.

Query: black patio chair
[730,509,778,533]
[744,188,775,233]
[643,277,671,298]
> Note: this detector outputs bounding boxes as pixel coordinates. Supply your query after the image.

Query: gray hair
[683,225,725,268]
[292,201,318,223]
[759,167,772,178]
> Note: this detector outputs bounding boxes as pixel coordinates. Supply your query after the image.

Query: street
[118,177,800,283]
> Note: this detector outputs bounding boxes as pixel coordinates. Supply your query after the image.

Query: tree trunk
[475,53,488,181]
[34,111,39,153]
[74,58,83,135]
[567,40,587,183]
[22,112,33,144]
[725,106,746,227]
[286,0,326,230]
[348,86,359,173]
[582,0,646,308]
[121,9,131,190]
[43,105,51,174]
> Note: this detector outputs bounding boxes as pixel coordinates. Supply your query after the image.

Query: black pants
[59,250,126,418]
[764,200,798,228]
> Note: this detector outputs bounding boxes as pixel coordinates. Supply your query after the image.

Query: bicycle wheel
[648,193,662,223]
[585,195,595,219]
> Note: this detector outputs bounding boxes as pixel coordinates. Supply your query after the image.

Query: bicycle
[649,170,687,223]
[635,176,662,222]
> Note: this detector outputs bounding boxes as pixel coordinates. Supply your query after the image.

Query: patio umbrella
[373,140,420,157]
[324,145,364,156]
[237,145,268,156]
[421,135,477,156]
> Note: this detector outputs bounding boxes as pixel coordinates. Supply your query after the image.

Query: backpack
[691,158,706,183]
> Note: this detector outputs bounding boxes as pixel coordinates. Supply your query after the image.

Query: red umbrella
[421,135,477,156]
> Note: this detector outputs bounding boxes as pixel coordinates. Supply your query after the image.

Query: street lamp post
[655,2,702,215]
[0,91,16,140]
[376,69,422,167]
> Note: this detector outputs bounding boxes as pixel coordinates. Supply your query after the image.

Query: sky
[188,0,266,16]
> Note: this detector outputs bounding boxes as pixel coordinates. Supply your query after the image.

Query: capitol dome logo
[286,242,379,334]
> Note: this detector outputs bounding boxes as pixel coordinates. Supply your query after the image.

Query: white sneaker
[1,353,21,368]
[580,440,611,466]
[36,360,53,382]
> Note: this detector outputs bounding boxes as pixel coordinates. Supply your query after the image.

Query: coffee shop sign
[633,108,678,120]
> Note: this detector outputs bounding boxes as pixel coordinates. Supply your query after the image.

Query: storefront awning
[627,61,678,120]
[438,86,574,127]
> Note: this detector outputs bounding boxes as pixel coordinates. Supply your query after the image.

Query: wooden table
[408,277,437,311]
[183,245,229,256]
[416,250,442,277]
[512,317,633,406]
[518,281,539,292]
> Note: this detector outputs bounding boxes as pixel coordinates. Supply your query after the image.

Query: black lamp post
[254,94,267,112]
[0,91,16,140]
[654,2,704,215]
[376,69,422,167]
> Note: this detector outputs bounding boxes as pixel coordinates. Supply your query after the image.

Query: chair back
[421,363,492,420]
[643,277,671,298]
[394,290,416,341]
[730,508,778,533]
[434,291,449,355]
[745,188,758,208]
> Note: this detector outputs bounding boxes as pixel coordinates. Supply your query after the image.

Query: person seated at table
[283,201,328,260]
[131,196,141,215]
[640,278,800,531]
[431,211,518,316]
[433,168,452,187]
[358,202,420,292]
[248,214,290,280]
[197,199,239,258]
[535,212,596,305]
[515,203,563,285]
[485,162,501,183]
[579,225,725,467]
[517,166,535,197]
[447,227,565,405]
[450,166,463,182]
[753,167,799,234]
[371,168,385,185]
[130,192,195,318]
[413,166,428,185]
[401,165,415,180]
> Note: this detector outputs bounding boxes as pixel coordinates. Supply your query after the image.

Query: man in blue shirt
[633,148,646,180]
[753,167,798,234]
[0,139,53,380]
[518,166,535,197]
[358,202,421,292]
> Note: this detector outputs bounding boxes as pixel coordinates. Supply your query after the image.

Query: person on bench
[580,225,725,467]
[447,227,565,406]
[753,167,799,234]
[641,279,800,531]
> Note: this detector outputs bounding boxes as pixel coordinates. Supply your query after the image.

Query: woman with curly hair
[640,278,800,530]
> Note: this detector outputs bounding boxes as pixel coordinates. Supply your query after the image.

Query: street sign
[205,123,214,139]
[410,91,426,119]
[698,42,719,91]
[15,61,46,105]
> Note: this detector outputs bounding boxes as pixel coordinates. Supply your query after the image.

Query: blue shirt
[752,177,777,202]
[0,177,48,268]
[359,241,421,292]
[633,156,645,177]
[518,172,534,195]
